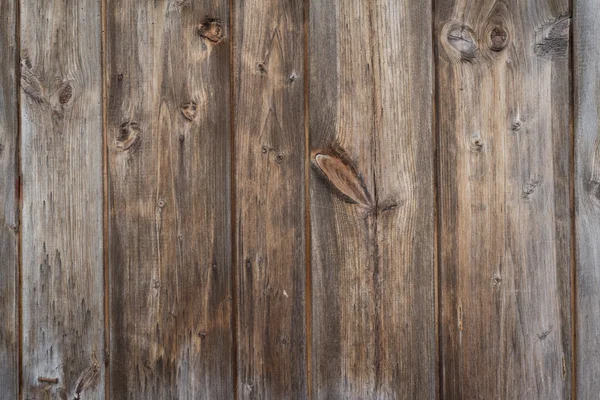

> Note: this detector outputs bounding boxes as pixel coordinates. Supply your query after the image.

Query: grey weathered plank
[0,0,18,397]
[574,0,600,396]
[233,0,307,397]
[309,0,436,398]
[19,0,105,398]
[436,0,572,398]
[106,0,233,398]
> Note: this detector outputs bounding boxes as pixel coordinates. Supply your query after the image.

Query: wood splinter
[37,377,59,384]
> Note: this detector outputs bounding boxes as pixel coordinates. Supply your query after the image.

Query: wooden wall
[1,0,599,398]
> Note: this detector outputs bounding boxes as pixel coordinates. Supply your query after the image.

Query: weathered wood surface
[309,0,436,398]
[19,0,105,398]
[106,0,233,398]
[436,0,572,398]
[574,0,600,396]
[10,0,600,398]
[233,0,307,397]
[0,0,18,397]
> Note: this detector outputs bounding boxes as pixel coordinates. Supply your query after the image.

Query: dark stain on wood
[535,16,571,59]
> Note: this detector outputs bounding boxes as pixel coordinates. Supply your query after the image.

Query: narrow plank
[0,0,18,396]
[574,0,600,396]
[309,0,436,397]
[233,0,307,396]
[19,0,105,398]
[436,0,572,397]
[106,0,233,397]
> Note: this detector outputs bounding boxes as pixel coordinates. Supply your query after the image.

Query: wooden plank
[0,0,18,396]
[19,0,105,398]
[574,0,600,396]
[309,0,436,397]
[233,0,307,396]
[436,0,572,398]
[106,0,233,397]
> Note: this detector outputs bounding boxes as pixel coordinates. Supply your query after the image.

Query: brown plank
[106,1,233,398]
[436,0,572,397]
[309,0,436,398]
[19,0,105,398]
[0,0,18,396]
[233,0,307,397]
[574,0,600,396]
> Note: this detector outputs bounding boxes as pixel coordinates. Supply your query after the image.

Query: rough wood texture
[233,0,307,396]
[309,0,436,397]
[106,0,233,398]
[0,0,18,397]
[19,0,105,398]
[436,0,572,398]
[574,0,600,396]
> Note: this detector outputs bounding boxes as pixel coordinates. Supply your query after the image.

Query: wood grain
[233,0,307,396]
[19,0,105,398]
[309,0,436,398]
[106,0,233,398]
[436,0,572,398]
[0,0,18,397]
[574,0,600,396]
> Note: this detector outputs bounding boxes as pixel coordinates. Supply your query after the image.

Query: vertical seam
[303,0,312,396]
[229,0,238,397]
[569,1,577,398]
[101,0,110,396]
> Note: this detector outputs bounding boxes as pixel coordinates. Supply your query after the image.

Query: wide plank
[106,0,233,398]
[309,0,437,398]
[0,0,18,396]
[20,0,105,398]
[574,0,600,396]
[233,0,307,396]
[436,0,572,397]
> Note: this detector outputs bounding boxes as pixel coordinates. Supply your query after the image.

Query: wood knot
[522,176,541,199]
[181,101,198,121]
[117,122,141,151]
[197,17,225,43]
[312,148,373,210]
[511,120,522,131]
[489,27,508,51]
[117,73,123,81]
[257,62,267,73]
[58,83,72,104]
[274,154,284,164]
[445,24,477,61]
[469,137,484,152]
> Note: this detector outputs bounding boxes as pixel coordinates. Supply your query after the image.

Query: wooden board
[309,0,436,398]
[106,0,233,398]
[233,0,307,397]
[574,0,600,396]
[0,0,18,397]
[436,0,572,398]
[19,0,105,398]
